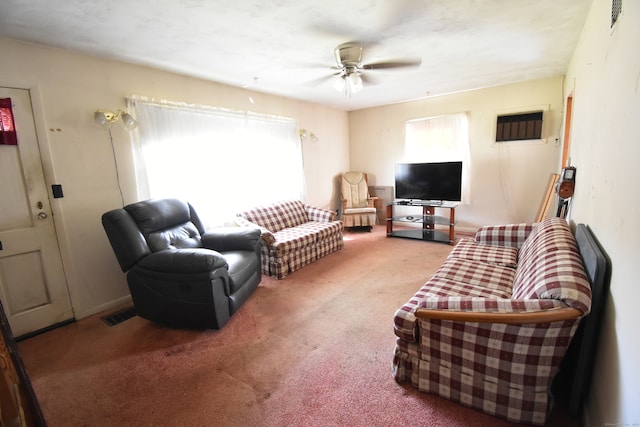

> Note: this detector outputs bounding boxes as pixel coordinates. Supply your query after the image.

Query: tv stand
[386,201,457,245]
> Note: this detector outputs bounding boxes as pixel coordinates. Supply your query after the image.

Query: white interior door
[0,87,73,337]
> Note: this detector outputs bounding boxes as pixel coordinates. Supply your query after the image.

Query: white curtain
[404,113,471,203]
[127,96,305,228]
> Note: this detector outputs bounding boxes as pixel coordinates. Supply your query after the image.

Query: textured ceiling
[0,0,592,111]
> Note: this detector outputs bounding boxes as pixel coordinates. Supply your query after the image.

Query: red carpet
[17,226,578,426]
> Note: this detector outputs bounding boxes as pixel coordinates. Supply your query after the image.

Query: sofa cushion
[307,205,337,222]
[271,226,317,254]
[433,258,515,297]
[277,200,308,228]
[447,237,519,268]
[295,221,343,241]
[512,218,592,313]
[474,222,534,248]
[513,248,592,313]
[518,218,578,260]
[238,203,289,232]
[421,277,512,300]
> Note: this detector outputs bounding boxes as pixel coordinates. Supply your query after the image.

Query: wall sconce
[299,129,318,142]
[94,109,138,131]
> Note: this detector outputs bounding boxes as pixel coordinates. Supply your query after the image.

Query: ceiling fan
[328,41,421,95]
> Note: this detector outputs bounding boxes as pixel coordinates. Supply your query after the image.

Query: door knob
[37,212,48,220]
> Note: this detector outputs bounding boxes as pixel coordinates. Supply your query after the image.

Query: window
[128,97,305,228]
[0,98,18,145]
[404,112,471,203]
[495,111,543,142]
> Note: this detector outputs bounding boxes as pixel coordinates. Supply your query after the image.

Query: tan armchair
[341,171,379,230]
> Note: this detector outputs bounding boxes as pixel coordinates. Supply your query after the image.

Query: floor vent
[101,306,136,326]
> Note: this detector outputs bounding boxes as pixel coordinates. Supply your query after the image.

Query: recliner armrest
[202,227,261,252]
[136,248,228,273]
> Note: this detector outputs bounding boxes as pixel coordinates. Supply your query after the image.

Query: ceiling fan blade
[359,73,379,85]
[361,59,422,70]
[310,0,426,45]
[305,71,341,86]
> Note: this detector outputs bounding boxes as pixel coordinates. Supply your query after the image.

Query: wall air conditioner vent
[495,111,543,142]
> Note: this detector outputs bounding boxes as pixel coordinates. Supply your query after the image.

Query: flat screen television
[395,161,463,202]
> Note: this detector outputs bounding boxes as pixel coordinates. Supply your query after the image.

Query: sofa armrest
[202,227,261,252]
[235,215,276,247]
[421,296,571,313]
[136,248,228,274]
[306,205,336,222]
[415,306,582,324]
[394,296,573,343]
[474,223,535,248]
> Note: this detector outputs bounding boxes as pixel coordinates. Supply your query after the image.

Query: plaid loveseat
[392,217,592,425]
[235,200,344,279]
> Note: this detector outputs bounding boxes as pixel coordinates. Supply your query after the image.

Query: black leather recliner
[101,198,262,329]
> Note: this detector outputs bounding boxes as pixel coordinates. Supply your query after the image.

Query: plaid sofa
[235,200,344,279]
[392,217,592,425]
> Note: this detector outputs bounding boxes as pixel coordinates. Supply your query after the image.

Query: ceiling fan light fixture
[325,41,421,98]
[333,75,346,92]
[348,72,363,93]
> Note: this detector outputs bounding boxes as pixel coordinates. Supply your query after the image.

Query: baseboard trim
[15,318,76,342]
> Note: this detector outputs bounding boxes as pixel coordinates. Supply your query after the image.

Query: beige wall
[348,76,565,231]
[0,37,350,319]
[564,0,640,425]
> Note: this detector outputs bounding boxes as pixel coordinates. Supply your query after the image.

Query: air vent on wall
[611,0,622,28]
[495,111,543,142]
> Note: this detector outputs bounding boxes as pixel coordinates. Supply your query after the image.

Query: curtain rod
[126,95,295,124]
